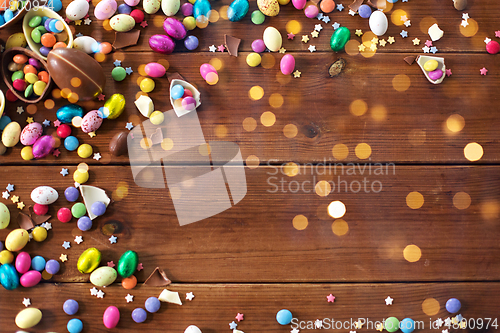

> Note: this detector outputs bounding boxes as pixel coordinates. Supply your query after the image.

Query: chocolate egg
[162,0,180,16]
[47,48,106,101]
[453,0,466,10]
[1,121,21,147]
[149,34,175,54]
[109,131,128,156]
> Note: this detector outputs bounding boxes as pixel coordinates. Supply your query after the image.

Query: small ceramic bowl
[22,6,73,60]
[0,0,32,30]
[170,79,201,117]
[0,90,5,119]
[417,55,446,85]
[2,47,53,103]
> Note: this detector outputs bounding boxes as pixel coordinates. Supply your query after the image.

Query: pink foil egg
[20,122,43,146]
[163,17,187,40]
[199,63,217,80]
[103,306,120,329]
[145,62,166,77]
[15,252,31,274]
[149,34,175,54]
[81,110,103,133]
[280,54,295,75]
[32,135,55,159]
[20,270,42,288]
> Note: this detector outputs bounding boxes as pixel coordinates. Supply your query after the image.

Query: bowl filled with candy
[0,0,31,29]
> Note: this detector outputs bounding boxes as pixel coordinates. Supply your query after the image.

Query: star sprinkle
[332,22,340,30]
[430,46,438,54]
[75,236,83,244]
[412,38,420,45]
[209,45,216,52]
[17,202,25,210]
[11,195,19,203]
[370,43,377,51]
[462,13,469,20]
[26,117,34,124]
[315,320,323,328]
[444,318,451,327]
[53,120,61,127]
[496,31,500,38]
[93,153,102,161]
[98,94,105,101]
[217,44,225,52]
[446,69,452,77]
[404,20,411,27]
[442,330,449,333]
[355,320,364,329]
[17,106,24,114]
[287,33,295,40]
[301,35,309,43]
[400,30,408,38]
[107,261,115,267]
[348,9,356,16]
[235,313,244,321]
[387,36,395,44]
[293,70,301,78]
[484,37,491,44]
[43,119,51,127]
[316,13,323,20]
[435,318,444,328]
[6,184,14,192]
[327,294,335,302]
[459,321,466,329]
[355,29,363,37]
[358,44,366,51]
[113,59,122,66]
[480,67,488,75]
[2,191,10,199]
[337,3,343,11]
[84,17,92,25]
[425,40,433,47]
[90,287,98,296]
[400,15,407,21]
[75,19,82,25]
[385,296,393,305]
[22,298,31,307]
[376,323,384,331]
[136,263,143,271]
[96,290,105,298]
[379,39,387,47]
[140,20,148,28]
[60,254,68,262]
[314,24,323,31]
[109,235,117,244]
[125,122,134,130]
[371,37,379,45]
[53,149,61,157]
[60,168,69,176]
[291,329,300,333]
[126,67,133,75]
[229,321,238,330]
[62,241,71,249]
[88,131,96,138]
[279,47,286,53]
[42,222,52,230]
[125,294,134,303]
[75,32,84,38]
[322,16,330,23]
[308,45,316,52]
[75,182,81,189]
[422,45,430,53]
[311,31,319,38]
[461,20,469,28]
[186,292,195,301]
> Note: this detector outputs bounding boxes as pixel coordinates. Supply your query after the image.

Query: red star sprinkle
[107,261,115,267]
[136,263,143,271]
[235,313,244,322]
[140,21,148,28]
[287,33,295,40]
[480,67,488,75]
[496,31,500,38]
[53,149,60,157]
[327,294,336,302]
[217,44,225,52]
[446,69,452,77]
[98,94,105,101]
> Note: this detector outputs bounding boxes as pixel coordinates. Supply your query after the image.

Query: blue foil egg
[56,104,85,123]
[193,0,210,19]
[0,263,20,290]
[227,0,249,22]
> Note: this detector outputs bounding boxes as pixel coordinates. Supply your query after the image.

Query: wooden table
[1,0,500,331]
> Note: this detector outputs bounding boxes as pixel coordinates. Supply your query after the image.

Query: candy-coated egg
[280,54,295,75]
[143,0,161,14]
[193,0,210,18]
[162,0,180,16]
[252,39,266,53]
[5,229,29,252]
[145,62,166,77]
[454,0,467,10]
[77,247,102,273]
[257,0,279,16]
[6,33,27,49]
[94,0,117,20]
[228,0,249,22]
[149,34,175,54]
[15,252,31,274]
[57,104,85,124]
[103,306,120,329]
[103,93,126,119]
[15,307,42,329]
[73,36,99,54]
[125,0,140,5]
[486,40,500,55]
[199,63,217,79]
[423,59,439,72]
[185,325,202,333]
[32,135,55,159]
[2,121,21,147]
[163,17,187,40]
[73,170,89,184]
[31,186,58,205]
[0,250,14,264]
[263,26,282,52]
[0,202,10,229]
[130,8,144,23]
[150,111,164,124]
[81,110,103,133]
[20,122,43,146]
[20,270,42,287]
[183,16,196,30]
[66,0,90,20]
[330,26,350,52]
[369,10,388,36]
[90,266,118,287]
[110,14,136,32]
[117,250,139,278]
[428,68,443,81]
[140,78,155,92]
[292,0,305,9]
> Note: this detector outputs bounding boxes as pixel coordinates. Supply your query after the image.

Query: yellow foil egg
[5,229,30,252]
[77,247,102,274]
[103,94,126,119]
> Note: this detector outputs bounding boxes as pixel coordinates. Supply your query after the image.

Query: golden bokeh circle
[292,214,308,230]
[283,124,298,138]
[161,138,174,151]
[392,74,411,92]
[345,39,360,56]
[328,200,346,218]
[391,9,407,26]
[419,16,437,34]
[71,77,81,88]
[408,129,426,146]
[52,88,61,99]
[286,20,302,34]
[446,114,465,133]
[157,59,170,70]
[403,244,422,262]
[215,124,228,138]
[26,104,37,114]
[355,143,371,159]
[283,162,299,177]
[246,155,260,168]
[44,99,55,109]
[481,201,500,220]
[460,18,478,37]
[422,298,440,316]
[269,93,284,108]
[261,53,275,69]
[276,72,292,85]
[243,117,257,132]
[371,105,387,121]
[350,99,368,116]
[261,111,276,127]
[209,58,223,71]
[140,137,152,149]
[332,144,349,160]
[315,181,331,197]
[332,219,349,236]
[138,64,147,76]
[94,52,105,62]
[362,31,377,44]
[453,192,471,210]
[198,143,211,156]
[208,10,219,23]
[153,15,164,27]
[464,142,483,161]
[249,86,264,100]
[219,5,229,19]
[406,191,424,209]
[77,162,89,172]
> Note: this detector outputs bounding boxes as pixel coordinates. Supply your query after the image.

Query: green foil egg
[330,27,351,52]
[103,94,126,120]
[77,247,101,274]
[117,250,139,278]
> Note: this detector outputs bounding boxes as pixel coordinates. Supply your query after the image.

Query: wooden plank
[0,164,499,283]
[1,53,499,165]
[0,282,498,332]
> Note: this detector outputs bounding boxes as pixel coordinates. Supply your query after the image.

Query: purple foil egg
[149,34,175,54]
[32,135,55,159]
[428,68,443,81]
[163,17,186,40]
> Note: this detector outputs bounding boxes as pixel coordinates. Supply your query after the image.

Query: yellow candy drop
[73,170,89,184]
[140,78,155,93]
[21,146,34,160]
[33,81,47,96]
[0,250,14,264]
[183,16,196,30]
[77,144,93,158]
[246,52,262,67]
[25,73,38,84]
[32,226,48,242]
[423,59,439,72]
[150,111,164,125]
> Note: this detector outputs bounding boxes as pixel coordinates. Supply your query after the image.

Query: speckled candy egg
[20,122,43,146]
[5,229,29,252]
[81,110,103,133]
[163,18,187,40]
[257,0,279,16]
[125,0,140,5]
[32,135,56,159]
[145,62,166,77]
[292,0,305,9]
[110,14,136,32]
[149,34,175,54]
[31,186,59,205]
[263,26,282,52]
[0,202,10,229]
[162,0,180,16]
[1,121,21,147]
[66,0,90,20]
[143,0,161,14]
[94,0,117,20]
[90,266,117,287]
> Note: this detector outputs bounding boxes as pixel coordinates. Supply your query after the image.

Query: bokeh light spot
[261,111,276,127]
[286,20,301,34]
[392,74,411,92]
[460,18,478,37]
[261,53,276,69]
[464,142,483,161]
[283,162,299,177]
[446,114,465,133]
[292,214,308,230]
[332,219,349,236]
[404,244,422,262]
[215,124,227,138]
[371,105,387,121]
[355,143,371,159]
[283,124,298,138]
[406,191,424,209]
[315,180,331,197]
[453,192,471,210]
[391,9,407,26]
[332,144,349,160]
[246,155,260,168]
[350,99,368,116]
[408,129,426,146]
[328,200,346,218]
[422,298,440,316]
[243,117,257,132]
[249,86,264,100]
[269,93,284,108]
